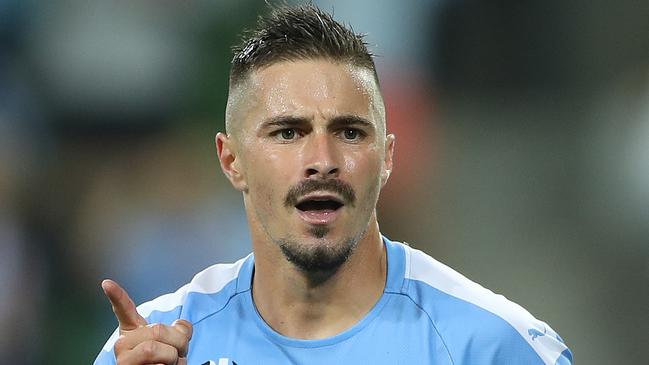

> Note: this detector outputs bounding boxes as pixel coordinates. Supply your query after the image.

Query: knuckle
[175,320,193,340]
[114,336,127,352]
[182,328,192,342]
[167,345,179,364]
[178,342,189,358]
[151,323,164,341]
[141,340,157,359]
[115,350,134,365]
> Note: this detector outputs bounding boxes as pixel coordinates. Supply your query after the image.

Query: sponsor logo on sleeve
[528,327,546,341]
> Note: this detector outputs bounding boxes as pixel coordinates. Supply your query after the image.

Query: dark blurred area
[0,0,647,363]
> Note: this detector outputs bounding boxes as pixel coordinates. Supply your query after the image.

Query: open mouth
[295,199,344,212]
[294,195,344,225]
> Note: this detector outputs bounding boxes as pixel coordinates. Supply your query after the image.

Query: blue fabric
[94,237,571,364]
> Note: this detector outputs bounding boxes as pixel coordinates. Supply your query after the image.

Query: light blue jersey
[94,237,572,364]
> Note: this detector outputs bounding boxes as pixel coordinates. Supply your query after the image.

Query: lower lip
[297,208,342,225]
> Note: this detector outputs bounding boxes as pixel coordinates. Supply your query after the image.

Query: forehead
[242,59,381,126]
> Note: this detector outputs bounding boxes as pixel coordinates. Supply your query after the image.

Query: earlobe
[381,134,396,186]
[216,132,248,192]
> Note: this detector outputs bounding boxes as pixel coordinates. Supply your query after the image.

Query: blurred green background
[1,0,647,363]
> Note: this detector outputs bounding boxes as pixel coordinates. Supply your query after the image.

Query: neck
[251,222,387,340]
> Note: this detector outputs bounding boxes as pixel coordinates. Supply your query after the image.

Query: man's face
[219,59,394,272]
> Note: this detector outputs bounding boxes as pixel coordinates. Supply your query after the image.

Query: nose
[303,132,340,179]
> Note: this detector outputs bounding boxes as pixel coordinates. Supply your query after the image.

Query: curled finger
[116,340,178,365]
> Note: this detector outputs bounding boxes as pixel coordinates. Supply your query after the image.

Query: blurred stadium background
[1,0,647,363]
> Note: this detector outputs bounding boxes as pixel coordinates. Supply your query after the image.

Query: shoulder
[139,254,252,324]
[400,244,572,364]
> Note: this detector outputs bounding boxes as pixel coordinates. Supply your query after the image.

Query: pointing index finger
[101,279,147,331]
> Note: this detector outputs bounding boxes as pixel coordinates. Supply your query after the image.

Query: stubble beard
[277,230,360,279]
[273,177,378,282]
[277,178,362,277]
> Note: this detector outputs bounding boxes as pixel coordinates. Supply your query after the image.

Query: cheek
[343,148,383,178]
[344,150,384,201]
[246,149,281,182]
[246,150,291,205]
[343,156,356,172]
[248,176,277,223]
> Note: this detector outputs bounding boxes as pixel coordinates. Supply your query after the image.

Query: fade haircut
[229,4,378,89]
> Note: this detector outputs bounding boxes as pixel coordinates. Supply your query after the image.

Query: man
[94,5,572,365]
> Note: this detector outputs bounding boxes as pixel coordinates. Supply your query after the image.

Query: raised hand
[101,280,193,365]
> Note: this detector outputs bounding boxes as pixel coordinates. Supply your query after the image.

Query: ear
[380,134,395,187]
[216,132,248,192]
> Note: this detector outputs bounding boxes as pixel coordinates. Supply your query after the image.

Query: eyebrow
[259,114,374,131]
[329,115,374,129]
[259,116,310,130]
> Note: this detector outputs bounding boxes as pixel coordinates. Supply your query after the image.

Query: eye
[280,129,296,140]
[344,129,357,139]
[341,128,365,141]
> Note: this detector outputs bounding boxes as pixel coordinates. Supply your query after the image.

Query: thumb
[172,319,193,340]
[172,319,193,358]
[101,279,147,331]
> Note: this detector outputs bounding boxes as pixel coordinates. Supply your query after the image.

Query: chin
[309,225,329,238]
[277,232,358,274]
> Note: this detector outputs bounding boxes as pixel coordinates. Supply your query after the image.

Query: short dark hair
[230,4,378,88]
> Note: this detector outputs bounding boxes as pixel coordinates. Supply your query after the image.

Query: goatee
[278,235,357,277]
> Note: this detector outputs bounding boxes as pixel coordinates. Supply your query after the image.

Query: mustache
[284,179,356,208]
